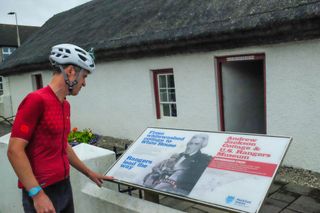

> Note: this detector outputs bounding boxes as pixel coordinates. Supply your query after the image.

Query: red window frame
[152,68,176,119]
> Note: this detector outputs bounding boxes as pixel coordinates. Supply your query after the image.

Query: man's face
[185,136,204,154]
[70,69,89,96]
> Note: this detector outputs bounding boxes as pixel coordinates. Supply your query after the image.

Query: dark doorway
[216,54,266,134]
[32,74,43,91]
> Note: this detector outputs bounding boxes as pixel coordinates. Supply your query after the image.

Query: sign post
[106,128,291,213]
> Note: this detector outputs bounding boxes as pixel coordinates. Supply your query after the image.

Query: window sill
[158,116,178,120]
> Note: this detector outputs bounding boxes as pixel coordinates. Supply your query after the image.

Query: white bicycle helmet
[49,43,95,73]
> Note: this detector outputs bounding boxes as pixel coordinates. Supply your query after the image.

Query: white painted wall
[266,41,320,172]
[6,39,320,172]
[8,71,51,114]
[68,53,219,140]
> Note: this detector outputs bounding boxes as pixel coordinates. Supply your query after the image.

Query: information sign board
[106,128,291,213]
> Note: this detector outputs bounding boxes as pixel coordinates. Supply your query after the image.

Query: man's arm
[7,137,56,213]
[66,144,113,187]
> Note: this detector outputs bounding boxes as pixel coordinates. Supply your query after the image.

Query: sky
[0,0,92,26]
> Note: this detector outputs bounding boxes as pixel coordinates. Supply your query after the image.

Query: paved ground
[1,121,319,212]
[123,180,320,213]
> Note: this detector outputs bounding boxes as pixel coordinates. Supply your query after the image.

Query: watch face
[28,186,42,197]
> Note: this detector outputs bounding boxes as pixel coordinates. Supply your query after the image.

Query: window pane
[160,89,168,102]
[171,104,177,117]
[162,104,170,116]
[167,75,175,88]
[2,47,9,52]
[159,75,167,88]
[168,89,176,101]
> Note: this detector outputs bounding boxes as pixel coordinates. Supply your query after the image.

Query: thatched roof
[0,24,39,47]
[1,0,320,75]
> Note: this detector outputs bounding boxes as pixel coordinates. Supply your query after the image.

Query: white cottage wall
[266,41,320,171]
[68,54,219,139]
[5,38,320,172]
[9,71,52,113]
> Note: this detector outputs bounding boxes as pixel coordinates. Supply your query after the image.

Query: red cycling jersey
[11,86,70,188]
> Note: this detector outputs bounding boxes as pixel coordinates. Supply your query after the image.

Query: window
[152,69,177,118]
[2,47,16,61]
[31,74,43,91]
[0,76,3,96]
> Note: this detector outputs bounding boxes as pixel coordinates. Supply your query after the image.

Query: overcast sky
[0,0,92,26]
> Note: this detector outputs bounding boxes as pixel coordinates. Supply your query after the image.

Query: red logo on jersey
[20,124,29,134]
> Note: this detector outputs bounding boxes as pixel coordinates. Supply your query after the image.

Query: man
[144,134,212,195]
[7,44,113,213]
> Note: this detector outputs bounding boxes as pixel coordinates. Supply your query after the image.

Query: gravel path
[276,166,320,189]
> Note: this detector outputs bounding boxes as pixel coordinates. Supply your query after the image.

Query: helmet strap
[59,65,83,95]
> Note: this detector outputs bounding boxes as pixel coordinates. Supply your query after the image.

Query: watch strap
[28,186,42,197]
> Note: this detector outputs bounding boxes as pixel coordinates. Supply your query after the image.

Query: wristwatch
[28,186,42,197]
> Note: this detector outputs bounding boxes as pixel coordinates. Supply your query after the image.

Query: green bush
[68,128,94,144]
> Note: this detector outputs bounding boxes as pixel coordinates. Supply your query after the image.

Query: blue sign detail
[226,196,235,204]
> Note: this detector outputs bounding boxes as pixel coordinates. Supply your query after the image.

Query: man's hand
[87,171,114,187]
[66,144,114,187]
[32,190,56,213]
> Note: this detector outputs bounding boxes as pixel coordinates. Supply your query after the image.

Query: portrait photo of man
[143,133,212,196]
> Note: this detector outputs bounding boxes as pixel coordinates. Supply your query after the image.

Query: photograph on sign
[106,128,291,213]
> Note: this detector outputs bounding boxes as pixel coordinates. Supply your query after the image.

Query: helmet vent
[66,49,71,54]
[58,48,63,52]
[56,53,61,57]
[75,48,86,55]
[78,54,87,62]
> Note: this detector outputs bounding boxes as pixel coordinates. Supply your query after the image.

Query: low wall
[0,134,183,213]
[0,133,21,213]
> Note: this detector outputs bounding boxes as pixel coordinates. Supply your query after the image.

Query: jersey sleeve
[11,93,44,142]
